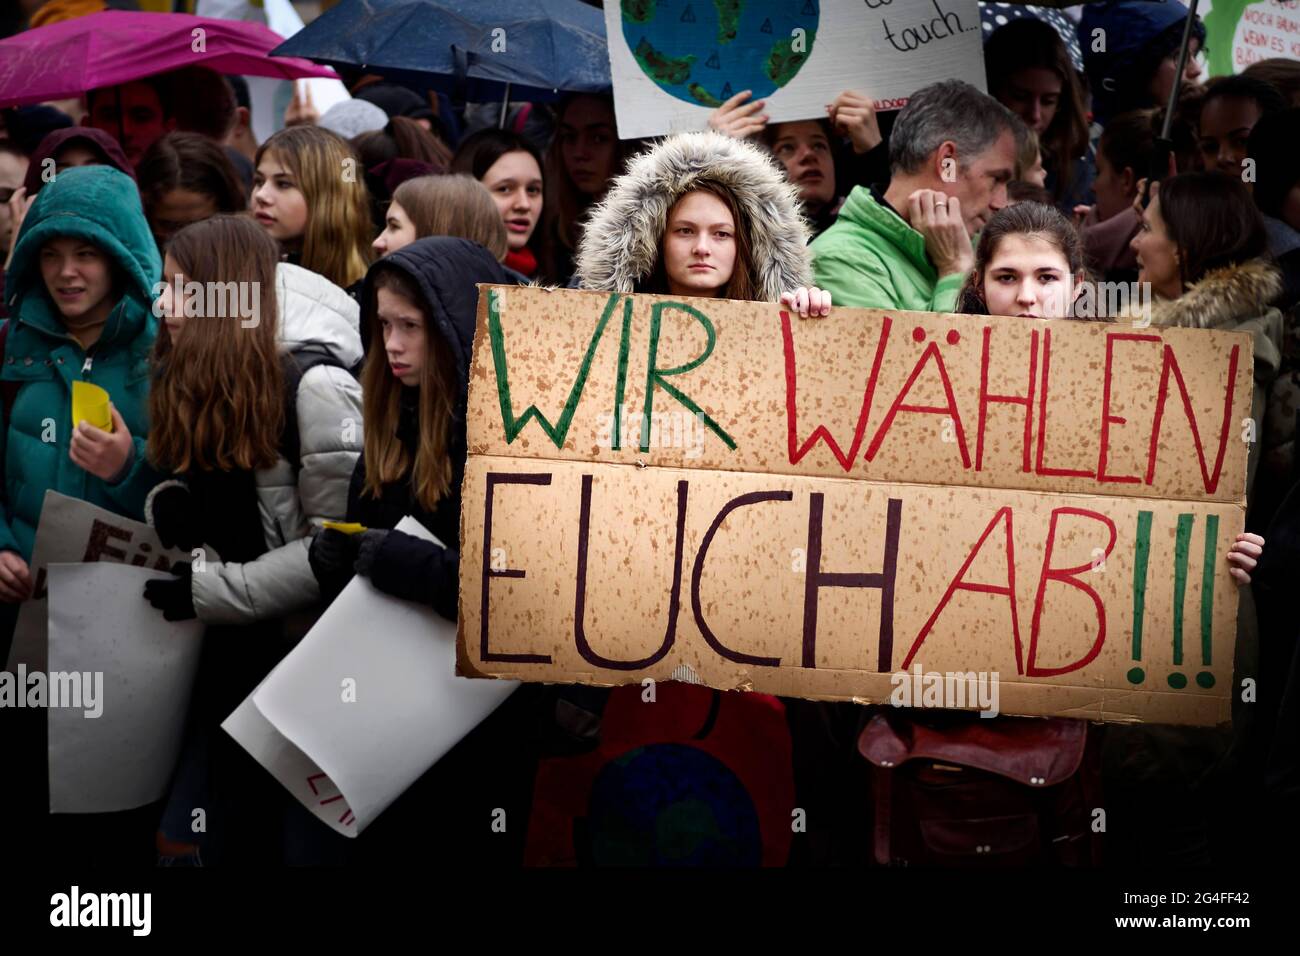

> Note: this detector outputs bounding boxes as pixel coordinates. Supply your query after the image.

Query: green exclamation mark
[1197,515,1218,689]
[1129,511,1153,684]
[1169,513,1194,689]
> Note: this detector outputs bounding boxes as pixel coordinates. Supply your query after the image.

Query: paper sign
[46,562,205,813]
[223,518,518,836]
[457,286,1255,725]
[1203,0,1300,75]
[605,0,987,139]
[7,492,197,673]
[71,381,112,432]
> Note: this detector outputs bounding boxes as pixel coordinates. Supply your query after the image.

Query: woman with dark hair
[305,237,542,865]
[985,18,1092,210]
[956,201,1087,318]
[1131,172,1283,497]
[451,129,546,278]
[1121,172,1285,864]
[136,132,246,249]
[538,94,626,283]
[1244,58,1300,108]
[352,116,452,173]
[1196,74,1288,177]
[1077,108,1159,283]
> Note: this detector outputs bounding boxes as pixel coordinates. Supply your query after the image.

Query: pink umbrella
[0,10,336,109]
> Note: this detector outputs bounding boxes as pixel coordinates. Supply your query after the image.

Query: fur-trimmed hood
[574,131,812,303]
[1150,259,1283,330]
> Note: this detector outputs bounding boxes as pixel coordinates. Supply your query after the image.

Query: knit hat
[317,99,388,140]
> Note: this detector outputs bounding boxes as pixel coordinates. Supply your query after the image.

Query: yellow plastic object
[322,521,367,535]
[71,381,113,432]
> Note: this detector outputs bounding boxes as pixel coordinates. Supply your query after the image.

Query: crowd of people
[1,0,1298,867]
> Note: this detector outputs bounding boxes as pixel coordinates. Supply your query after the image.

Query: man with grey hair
[811,80,1021,312]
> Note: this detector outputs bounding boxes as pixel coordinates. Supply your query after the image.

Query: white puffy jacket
[147,263,365,625]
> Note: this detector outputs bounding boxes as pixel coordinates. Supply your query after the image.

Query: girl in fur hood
[523,132,831,866]
[575,130,831,316]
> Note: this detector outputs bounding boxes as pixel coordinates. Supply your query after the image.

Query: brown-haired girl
[251,126,373,291]
[956,200,1264,580]
[985,18,1092,210]
[308,235,509,618]
[142,214,364,863]
[137,131,246,250]
[956,201,1087,319]
[371,173,508,262]
[538,94,627,283]
[516,131,830,867]
[576,131,830,313]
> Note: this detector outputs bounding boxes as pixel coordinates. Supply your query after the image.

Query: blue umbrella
[270,0,609,102]
[979,2,1084,72]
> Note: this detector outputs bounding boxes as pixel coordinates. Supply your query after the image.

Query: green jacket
[810,185,965,313]
[0,165,161,559]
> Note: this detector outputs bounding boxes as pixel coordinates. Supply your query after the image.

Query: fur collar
[574,131,812,303]
[1152,259,1283,329]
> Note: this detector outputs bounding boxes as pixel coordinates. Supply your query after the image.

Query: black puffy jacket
[347,236,511,619]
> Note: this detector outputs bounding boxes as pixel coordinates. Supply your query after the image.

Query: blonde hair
[256,126,373,288]
[391,174,508,261]
[1016,127,1041,181]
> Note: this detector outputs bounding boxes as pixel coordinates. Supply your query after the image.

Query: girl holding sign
[307,235,538,865]
[308,235,515,616]
[0,163,160,865]
[0,164,159,607]
[507,131,832,867]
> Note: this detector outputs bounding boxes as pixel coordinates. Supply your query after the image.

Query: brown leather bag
[858,710,1103,867]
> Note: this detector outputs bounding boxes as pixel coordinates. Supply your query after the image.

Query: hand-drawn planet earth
[621,0,820,107]
[583,743,762,865]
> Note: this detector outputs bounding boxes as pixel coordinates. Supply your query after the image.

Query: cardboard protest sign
[46,563,204,814]
[224,518,517,837]
[6,491,196,672]
[1203,0,1300,75]
[605,0,987,139]
[457,287,1255,726]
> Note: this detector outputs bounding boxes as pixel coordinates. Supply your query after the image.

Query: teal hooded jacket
[0,165,161,560]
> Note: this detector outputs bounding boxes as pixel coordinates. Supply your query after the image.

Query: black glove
[353,529,390,578]
[150,485,203,552]
[143,561,196,621]
[309,528,360,600]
